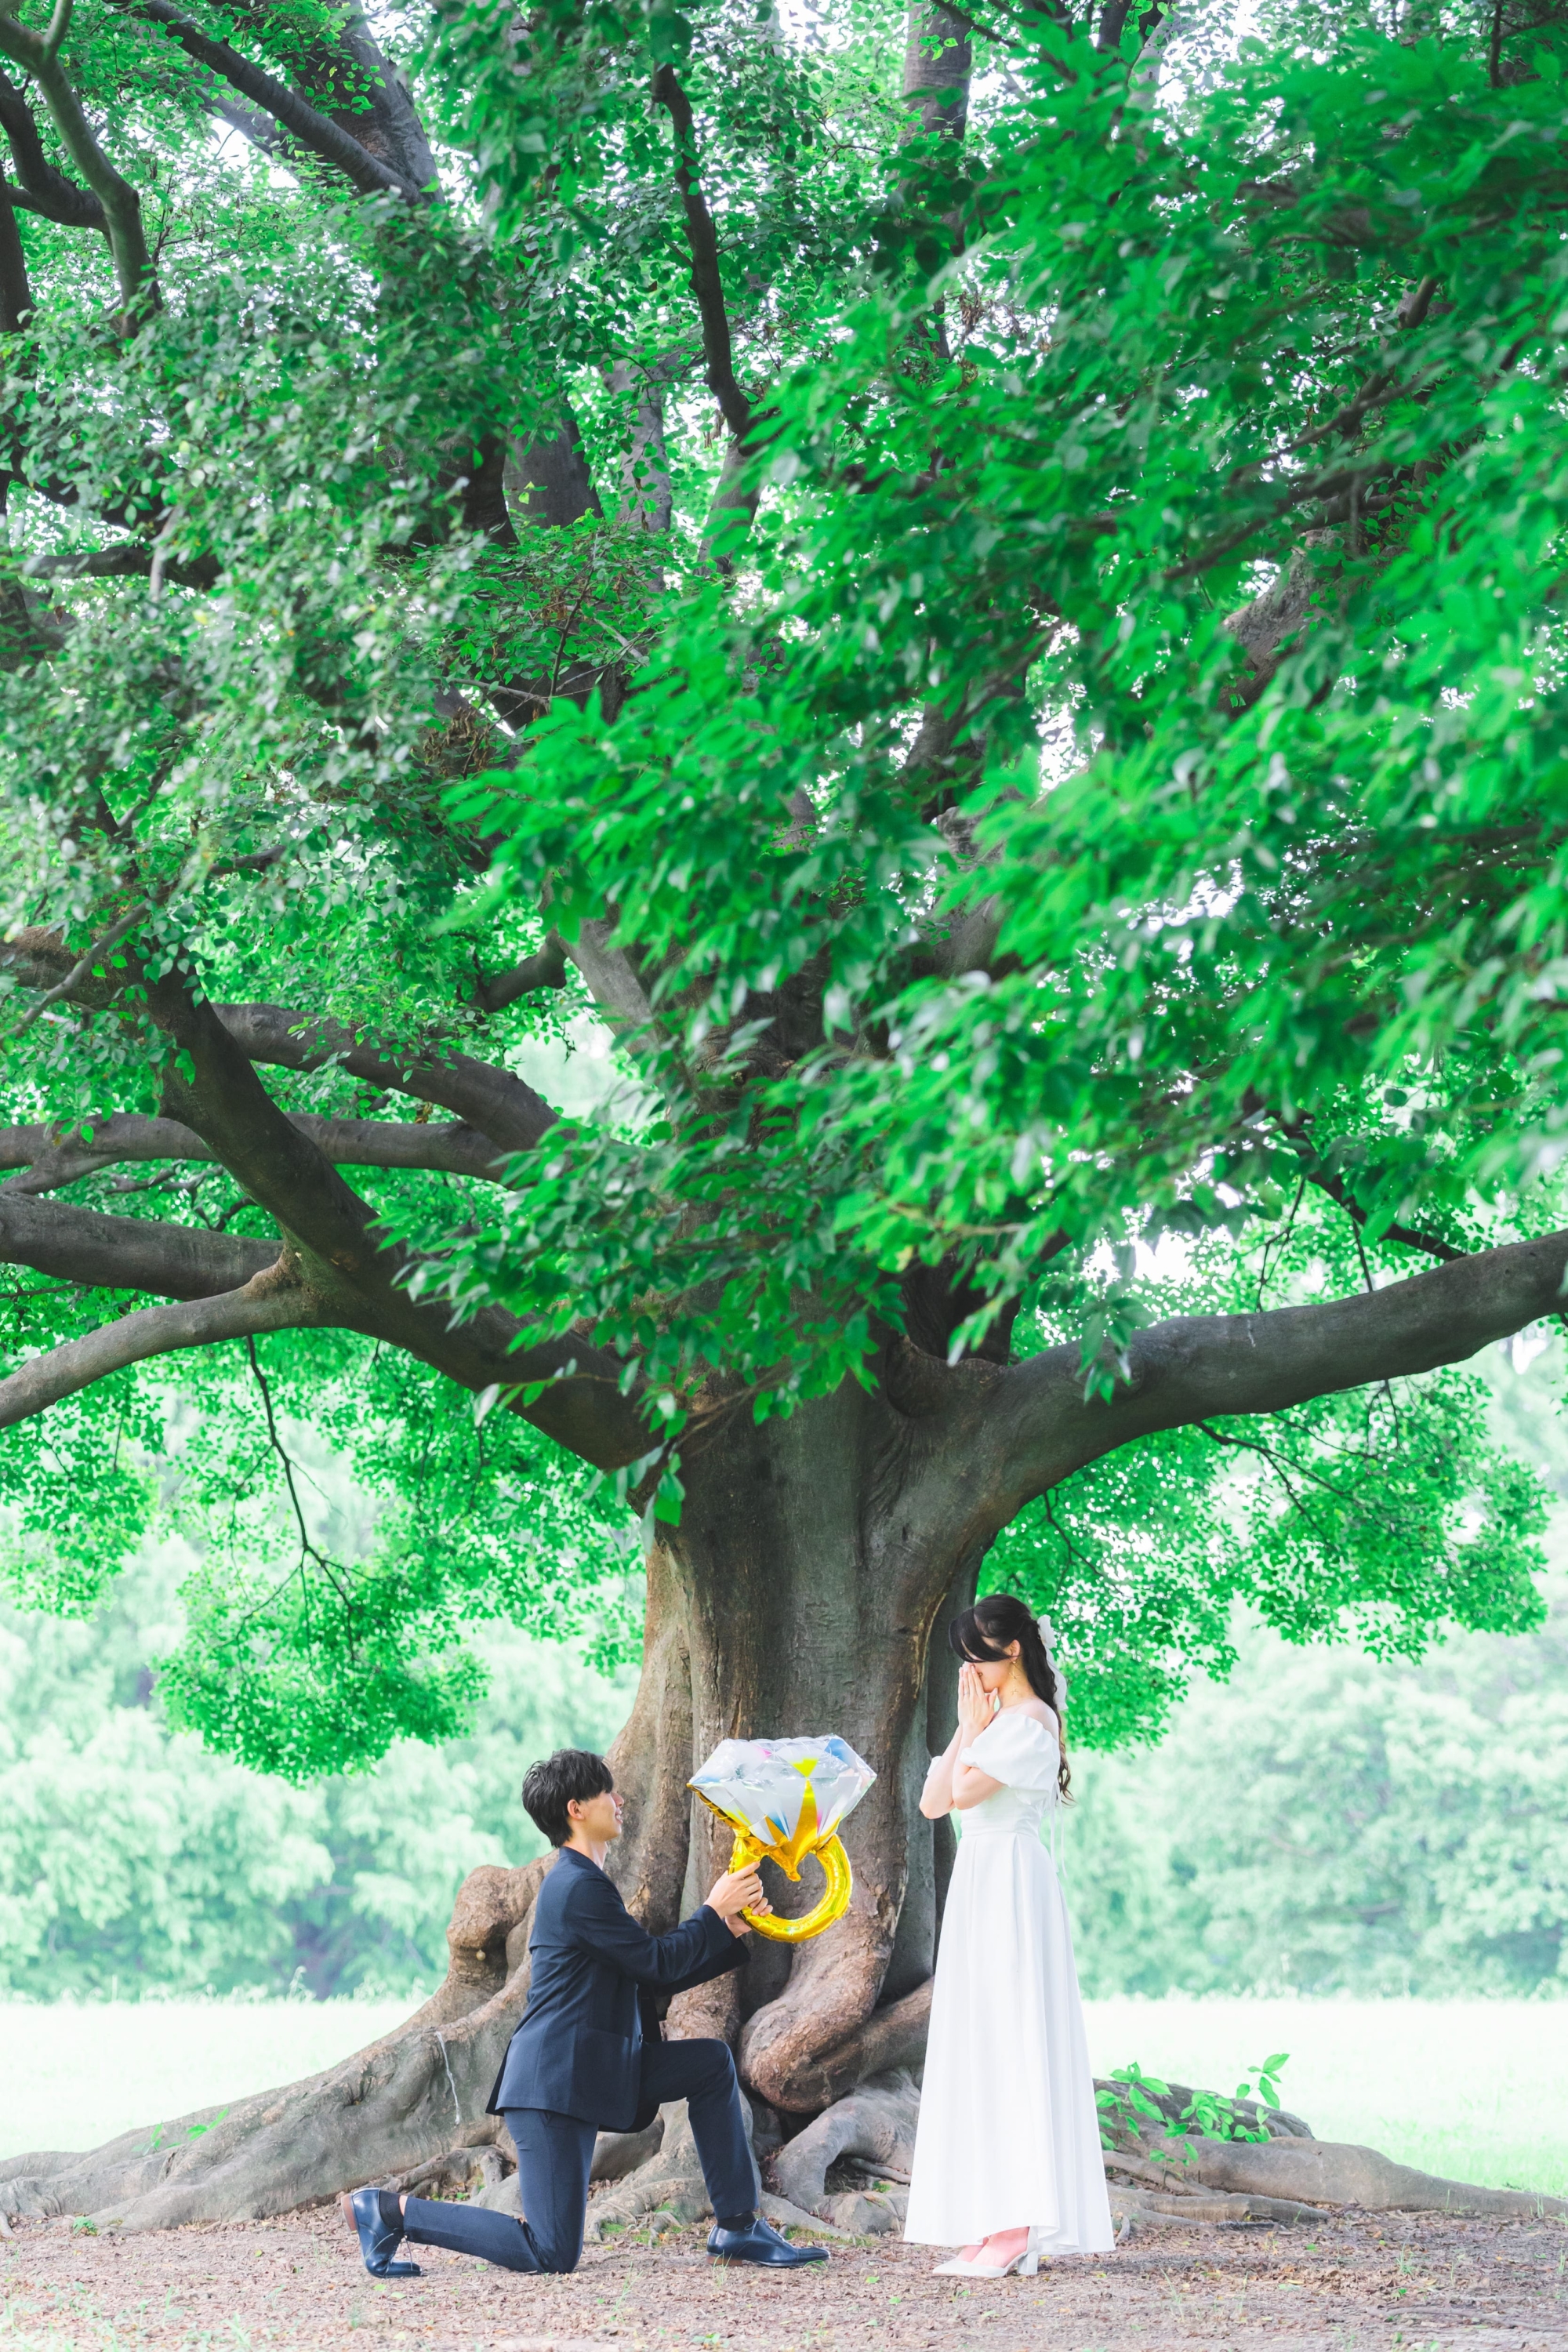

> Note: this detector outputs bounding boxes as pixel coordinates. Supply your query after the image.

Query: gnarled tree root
[5,1828,1558,2250]
[772,1982,934,2115]
[1151,2134,1568,2220]
[1109,2191,1323,2229]
[578,2095,855,2246]
[383,2129,510,2204]
[756,2074,1568,2239]
[768,2068,920,2237]
[590,2118,666,2185]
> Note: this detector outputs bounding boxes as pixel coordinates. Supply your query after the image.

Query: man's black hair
[521,1748,615,1847]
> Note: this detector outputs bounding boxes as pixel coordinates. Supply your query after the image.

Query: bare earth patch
[4,2205,1568,2352]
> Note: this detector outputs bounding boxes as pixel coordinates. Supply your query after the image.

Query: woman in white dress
[903,1594,1114,2278]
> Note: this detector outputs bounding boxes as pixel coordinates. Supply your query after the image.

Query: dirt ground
[4,2204,1568,2352]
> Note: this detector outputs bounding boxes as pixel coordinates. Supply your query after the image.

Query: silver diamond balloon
[688,1735,876,1877]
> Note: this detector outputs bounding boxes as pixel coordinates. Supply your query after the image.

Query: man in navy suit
[345,1748,828,2276]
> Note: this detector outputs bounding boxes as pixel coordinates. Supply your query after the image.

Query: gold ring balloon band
[726,1827,852,1943]
[688,1736,877,1947]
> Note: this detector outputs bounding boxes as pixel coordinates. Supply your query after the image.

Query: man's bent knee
[687,2038,737,2085]
[529,2230,583,2276]
[486,2223,542,2274]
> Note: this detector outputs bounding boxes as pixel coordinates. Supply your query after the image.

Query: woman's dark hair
[521,1748,615,1846]
[949,1594,1072,1800]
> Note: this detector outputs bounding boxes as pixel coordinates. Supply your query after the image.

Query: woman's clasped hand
[956,1661,996,1745]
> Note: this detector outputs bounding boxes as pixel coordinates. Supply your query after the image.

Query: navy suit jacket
[487,1846,748,2131]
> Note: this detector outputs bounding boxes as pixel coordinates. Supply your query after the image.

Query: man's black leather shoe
[707,2213,828,2267]
[343,2187,423,2278]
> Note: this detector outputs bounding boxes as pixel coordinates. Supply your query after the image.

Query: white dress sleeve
[958,1708,1059,1790]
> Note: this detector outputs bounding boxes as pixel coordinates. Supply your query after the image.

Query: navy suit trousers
[402,2038,757,2275]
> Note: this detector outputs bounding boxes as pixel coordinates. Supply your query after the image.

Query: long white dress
[902,1706,1115,2254]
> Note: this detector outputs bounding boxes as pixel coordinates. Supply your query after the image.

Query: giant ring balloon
[688,1736,877,1942]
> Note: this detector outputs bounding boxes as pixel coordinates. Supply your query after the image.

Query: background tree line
[0,1545,634,1999]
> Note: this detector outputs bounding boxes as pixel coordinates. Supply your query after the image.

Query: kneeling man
[346,1748,826,2276]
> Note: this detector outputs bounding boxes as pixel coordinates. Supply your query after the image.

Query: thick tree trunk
[605,1376,979,2113]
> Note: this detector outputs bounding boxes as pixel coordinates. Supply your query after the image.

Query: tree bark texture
[608,1378,982,2114]
[901,2,973,138]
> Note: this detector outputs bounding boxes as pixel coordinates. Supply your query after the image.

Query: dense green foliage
[0,1542,633,1998]
[441,14,1568,1374]
[0,1304,642,1777]
[0,0,1563,1776]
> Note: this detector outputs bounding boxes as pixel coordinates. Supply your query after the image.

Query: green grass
[0,1998,410,2165]
[3,1995,1564,2200]
[1082,1994,1568,2197]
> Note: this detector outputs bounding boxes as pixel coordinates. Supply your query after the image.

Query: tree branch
[0,933,561,1152]
[0,1138,647,1466]
[559,917,666,1056]
[0,1113,209,1194]
[0,1109,519,1193]
[651,66,751,445]
[466,935,568,1015]
[0,64,102,228]
[205,85,286,158]
[7,900,154,1039]
[0,176,30,330]
[207,0,438,192]
[143,972,470,1308]
[19,540,220,590]
[902,2,973,139]
[0,943,650,1465]
[0,23,157,317]
[329,4,437,191]
[140,970,648,1466]
[1301,1171,1465,1265]
[608,352,688,537]
[0,1258,324,1426]
[1264,1119,1467,1265]
[0,1192,278,1297]
[978,1226,1568,1513]
[212,1003,557,1152]
[505,409,604,531]
[109,0,424,199]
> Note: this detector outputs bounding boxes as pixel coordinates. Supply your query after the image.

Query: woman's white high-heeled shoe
[931,2240,1040,2278]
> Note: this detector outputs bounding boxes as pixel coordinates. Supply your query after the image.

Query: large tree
[0,0,1566,2231]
